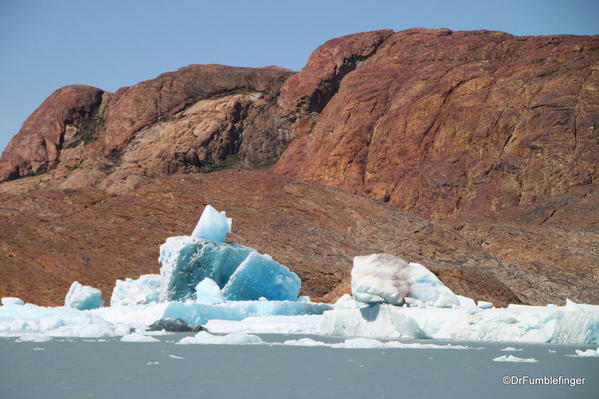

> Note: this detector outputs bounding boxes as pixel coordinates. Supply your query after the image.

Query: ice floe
[120,332,160,343]
[111,275,161,306]
[573,347,599,357]
[493,355,538,363]
[177,331,263,345]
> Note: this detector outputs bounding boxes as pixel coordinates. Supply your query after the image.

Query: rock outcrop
[1,65,293,193]
[275,28,599,219]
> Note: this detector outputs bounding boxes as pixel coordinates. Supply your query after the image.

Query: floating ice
[159,241,300,302]
[205,315,323,335]
[350,254,458,307]
[159,236,254,301]
[573,347,599,357]
[320,303,599,344]
[111,275,161,306]
[222,252,301,301]
[121,332,160,343]
[169,354,184,359]
[195,278,225,304]
[15,334,52,343]
[278,337,475,349]
[493,355,538,363]
[191,205,232,242]
[500,346,523,352]
[163,300,331,327]
[64,282,104,310]
[281,338,330,347]
[334,294,367,310]
[351,254,410,304]
[333,338,386,349]
[177,331,263,345]
[409,263,459,307]
[2,297,24,306]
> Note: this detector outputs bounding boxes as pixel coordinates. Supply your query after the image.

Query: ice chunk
[64,282,104,310]
[332,338,387,348]
[477,301,493,309]
[163,300,331,327]
[408,263,459,307]
[110,274,161,306]
[222,252,301,301]
[320,303,599,344]
[350,254,458,307]
[147,318,199,332]
[456,295,477,310]
[281,338,330,346]
[159,236,254,301]
[573,347,599,357]
[15,334,52,342]
[121,332,160,343]
[177,331,263,345]
[195,278,224,305]
[493,355,538,363]
[205,315,323,335]
[334,294,367,310]
[169,354,184,359]
[320,305,427,340]
[191,205,232,243]
[500,346,523,352]
[2,297,24,306]
[351,254,410,304]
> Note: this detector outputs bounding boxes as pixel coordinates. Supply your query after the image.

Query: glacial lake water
[1,335,597,399]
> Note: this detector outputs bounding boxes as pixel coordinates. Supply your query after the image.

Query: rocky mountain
[1,28,597,306]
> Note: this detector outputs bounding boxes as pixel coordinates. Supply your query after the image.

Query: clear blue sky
[1,0,598,152]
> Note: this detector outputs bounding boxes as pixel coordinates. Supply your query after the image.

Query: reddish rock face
[0,85,104,181]
[0,65,294,193]
[274,28,599,219]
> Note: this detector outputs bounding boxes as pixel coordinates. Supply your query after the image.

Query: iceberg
[351,254,410,304]
[493,355,538,363]
[177,331,263,345]
[573,347,599,357]
[2,297,24,306]
[222,252,301,301]
[191,204,232,242]
[163,300,331,327]
[159,205,301,302]
[320,303,599,344]
[64,282,104,310]
[195,278,225,304]
[205,315,323,335]
[110,274,161,306]
[121,332,160,343]
[350,254,458,307]
[159,236,254,301]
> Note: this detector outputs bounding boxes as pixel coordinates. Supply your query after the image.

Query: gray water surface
[1,335,597,399]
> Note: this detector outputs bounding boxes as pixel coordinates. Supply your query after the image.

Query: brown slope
[1,170,597,307]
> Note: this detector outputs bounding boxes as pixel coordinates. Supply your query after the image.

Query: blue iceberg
[163,300,331,327]
[159,205,302,302]
[222,253,301,301]
[159,237,254,301]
